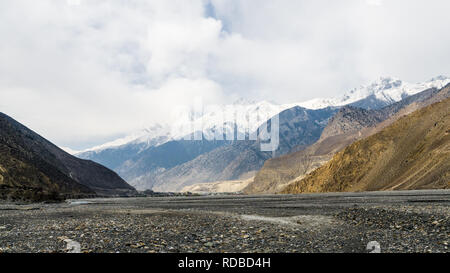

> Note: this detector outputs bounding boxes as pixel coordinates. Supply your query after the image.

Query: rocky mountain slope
[244,85,449,194]
[281,96,450,194]
[0,113,136,201]
[119,140,229,190]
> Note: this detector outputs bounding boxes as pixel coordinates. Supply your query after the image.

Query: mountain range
[244,84,450,194]
[2,75,449,199]
[75,76,450,192]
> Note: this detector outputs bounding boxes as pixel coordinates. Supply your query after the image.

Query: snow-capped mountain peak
[298,76,450,109]
[75,123,171,155]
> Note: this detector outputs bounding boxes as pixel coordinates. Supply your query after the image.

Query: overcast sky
[1,0,449,150]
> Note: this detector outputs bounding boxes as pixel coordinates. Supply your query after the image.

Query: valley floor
[0,190,449,253]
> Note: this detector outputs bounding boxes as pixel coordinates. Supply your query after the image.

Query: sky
[0,0,449,150]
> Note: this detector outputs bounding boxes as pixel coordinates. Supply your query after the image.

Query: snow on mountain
[77,75,449,154]
[298,76,450,109]
[79,100,296,155]
[76,124,171,155]
[127,124,172,147]
[169,99,298,141]
[169,75,449,140]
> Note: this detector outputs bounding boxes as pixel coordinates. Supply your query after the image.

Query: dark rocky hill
[0,113,136,201]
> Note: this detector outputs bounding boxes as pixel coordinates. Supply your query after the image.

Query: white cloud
[366,0,383,6]
[0,0,449,149]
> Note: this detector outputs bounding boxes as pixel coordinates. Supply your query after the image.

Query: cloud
[0,0,449,149]
[366,0,383,6]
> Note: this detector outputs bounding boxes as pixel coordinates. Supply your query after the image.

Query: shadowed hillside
[0,113,136,201]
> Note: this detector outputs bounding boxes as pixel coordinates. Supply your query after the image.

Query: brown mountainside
[281,97,450,194]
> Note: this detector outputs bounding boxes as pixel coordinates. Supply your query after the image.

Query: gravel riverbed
[0,190,448,253]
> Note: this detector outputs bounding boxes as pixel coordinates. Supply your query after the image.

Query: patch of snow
[76,123,171,155]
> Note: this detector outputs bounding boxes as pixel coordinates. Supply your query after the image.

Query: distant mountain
[281,91,450,194]
[150,106,338,192]
[117,140,229,190]
[0,113,136,201]
[150,141,267,192]
[76,124,172,170]
[244,85,450,194]
[78,100,299,156]
[76,100,298,180]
